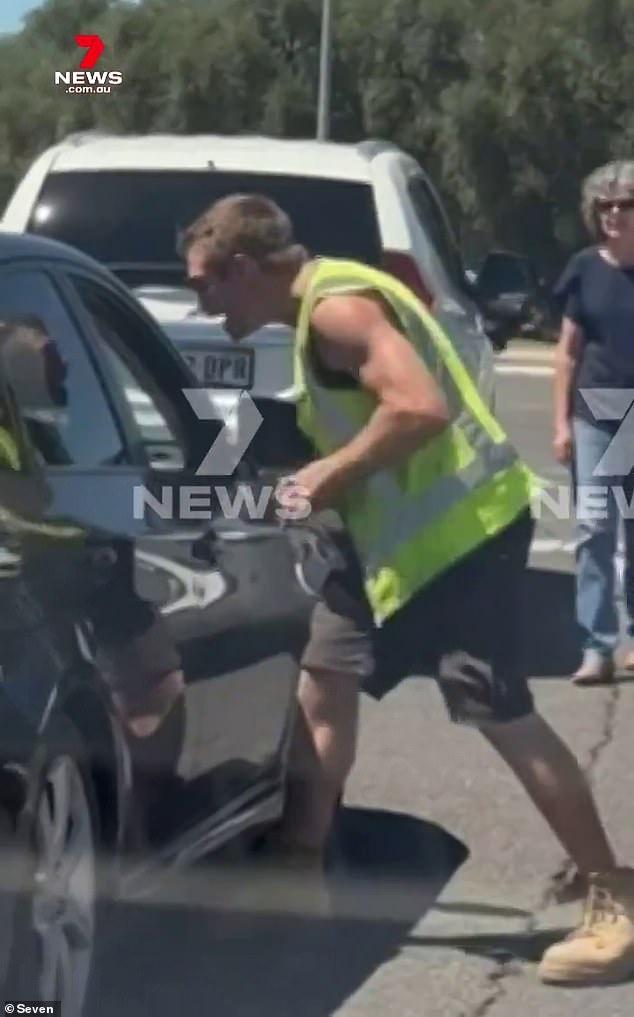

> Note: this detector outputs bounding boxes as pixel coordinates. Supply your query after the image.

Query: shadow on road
[88,807,468,1017]
[521,567,580,677]
[521,567,634,680]
[405,928,569,964]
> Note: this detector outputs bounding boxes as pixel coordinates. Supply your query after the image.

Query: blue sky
[0,1,139,34]
[0,0,43,34]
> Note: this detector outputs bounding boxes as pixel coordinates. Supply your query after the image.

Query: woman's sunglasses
[596,197,634,213]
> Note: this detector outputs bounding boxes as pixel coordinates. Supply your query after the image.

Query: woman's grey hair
[581,160,634,240]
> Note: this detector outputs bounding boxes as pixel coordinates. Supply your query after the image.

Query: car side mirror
[475,250,539,305]
[473,250,540,349]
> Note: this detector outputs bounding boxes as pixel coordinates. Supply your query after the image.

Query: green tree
[436,0,634,269]
[1,0,633,274]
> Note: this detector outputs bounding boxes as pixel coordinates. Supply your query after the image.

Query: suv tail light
[382,250,434,309]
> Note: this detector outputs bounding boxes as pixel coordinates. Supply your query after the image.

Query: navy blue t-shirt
[554,246,634,426]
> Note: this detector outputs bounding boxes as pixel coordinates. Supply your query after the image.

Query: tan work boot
[538,868,634,985]
[571,651,614,686]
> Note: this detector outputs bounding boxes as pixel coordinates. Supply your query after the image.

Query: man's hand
[274,457,348,516]
[277,457,346,514]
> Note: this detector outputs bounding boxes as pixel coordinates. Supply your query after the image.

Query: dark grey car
[0,231,321,1013]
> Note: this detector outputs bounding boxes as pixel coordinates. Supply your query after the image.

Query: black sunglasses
[596,197,634,213]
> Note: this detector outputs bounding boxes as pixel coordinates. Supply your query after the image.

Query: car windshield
[27,169,382,286]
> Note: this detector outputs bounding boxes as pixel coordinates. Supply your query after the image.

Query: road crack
[542,682,621,907]
[467,952,523,1017]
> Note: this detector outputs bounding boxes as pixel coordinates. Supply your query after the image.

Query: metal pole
[316,0,333,140]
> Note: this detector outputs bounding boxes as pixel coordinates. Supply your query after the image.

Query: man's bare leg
[280,667,359,855]
[481,712,634,986]
[480,712,616,874]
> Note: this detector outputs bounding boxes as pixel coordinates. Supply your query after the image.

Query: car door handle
[283,523,347,596]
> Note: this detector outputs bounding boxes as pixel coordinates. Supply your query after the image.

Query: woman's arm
[553,315,581,463]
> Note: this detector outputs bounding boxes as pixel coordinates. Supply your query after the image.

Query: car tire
[5,714,105,1016]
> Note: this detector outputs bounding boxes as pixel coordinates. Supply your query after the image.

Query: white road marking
[495,344,555,376]
[495,364,554,377]
[502,345,555,361]
[531,537,625,554]
[531,538,575,554]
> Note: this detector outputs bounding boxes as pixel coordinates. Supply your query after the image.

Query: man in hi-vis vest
[181,194,634,986]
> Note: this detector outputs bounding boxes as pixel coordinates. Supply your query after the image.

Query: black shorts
[301,509,536,726]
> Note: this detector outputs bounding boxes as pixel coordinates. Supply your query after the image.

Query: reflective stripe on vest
[0,426,20,471]
[294,258,535,622]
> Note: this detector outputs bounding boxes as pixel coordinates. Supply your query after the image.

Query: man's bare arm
[308,293,450,486]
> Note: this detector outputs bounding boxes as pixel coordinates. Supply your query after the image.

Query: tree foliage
[1,0,632,272]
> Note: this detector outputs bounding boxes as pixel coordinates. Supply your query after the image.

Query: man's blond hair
[179,193,305,274]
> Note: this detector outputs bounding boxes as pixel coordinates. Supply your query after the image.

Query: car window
[27,170,382,285]
[70,276,187,471]
[407,176,467,293]
[0,269,124,468]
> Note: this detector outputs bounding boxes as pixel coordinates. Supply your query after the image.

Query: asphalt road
[90,342,634,1017]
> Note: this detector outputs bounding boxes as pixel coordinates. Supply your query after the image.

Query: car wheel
[7,716,101,1016]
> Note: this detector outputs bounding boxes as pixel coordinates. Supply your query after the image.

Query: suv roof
[43,133,402,182]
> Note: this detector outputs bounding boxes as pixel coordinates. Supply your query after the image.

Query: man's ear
[232,253,259,280]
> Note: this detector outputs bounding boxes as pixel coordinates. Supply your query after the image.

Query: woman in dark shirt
[553,160,634,683]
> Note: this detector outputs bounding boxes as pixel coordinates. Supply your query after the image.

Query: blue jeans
[573,416,634,656]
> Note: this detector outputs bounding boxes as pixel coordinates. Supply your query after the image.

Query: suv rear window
[27,170,382,285]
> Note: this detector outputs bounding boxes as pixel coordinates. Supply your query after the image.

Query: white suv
[1,131,503,468]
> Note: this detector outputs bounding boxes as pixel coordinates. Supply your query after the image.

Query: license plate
[183,347,254,389]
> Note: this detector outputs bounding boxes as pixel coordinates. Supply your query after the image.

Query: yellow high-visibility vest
[0,423,84,540]
[293,257,536,624]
